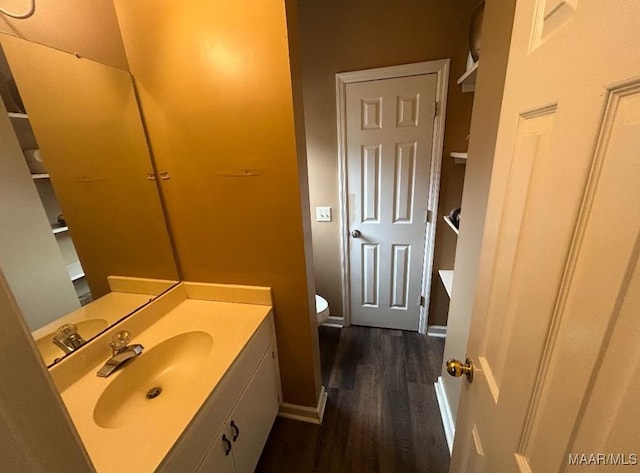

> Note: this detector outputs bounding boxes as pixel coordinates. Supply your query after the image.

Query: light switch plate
[316,206,332,222]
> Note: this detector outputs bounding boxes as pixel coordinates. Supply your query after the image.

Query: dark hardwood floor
[256,326,448,473]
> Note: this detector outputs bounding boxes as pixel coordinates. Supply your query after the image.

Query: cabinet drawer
[158,313,275,472]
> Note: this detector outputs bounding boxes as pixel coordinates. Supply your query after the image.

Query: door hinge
[433,101,438,118]
[419,295,425,307]
[272,351,275,359]
[426,210,433,223]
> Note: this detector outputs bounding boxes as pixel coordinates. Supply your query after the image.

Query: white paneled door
[346,73,437,331]
[450,1,640,471]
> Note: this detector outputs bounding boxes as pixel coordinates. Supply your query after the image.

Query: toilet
[315,294,330,326]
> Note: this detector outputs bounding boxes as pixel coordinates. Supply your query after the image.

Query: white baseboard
[278,386,328,425]
[434,377,455,454]
[321,315,344,328]
[427,325,447,338]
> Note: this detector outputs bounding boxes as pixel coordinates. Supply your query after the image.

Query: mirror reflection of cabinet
[0,34,180,367]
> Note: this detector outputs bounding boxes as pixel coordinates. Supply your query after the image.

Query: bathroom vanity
[49,282,281,473]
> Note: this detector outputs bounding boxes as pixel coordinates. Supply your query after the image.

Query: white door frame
[336,59,450,333]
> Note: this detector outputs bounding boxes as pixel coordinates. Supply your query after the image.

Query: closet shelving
[449,62,478,165]
[443,215,459,235]
[437,61,478,302]
[438,215,459,298]
[450,152,468,164]
[438,270,454,298]
[457,60,478,92]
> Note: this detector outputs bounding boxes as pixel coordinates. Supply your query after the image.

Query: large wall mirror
[0,34,179,367]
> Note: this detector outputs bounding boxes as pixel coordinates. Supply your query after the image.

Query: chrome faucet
[96,331,144,378]
[52,324,86,354]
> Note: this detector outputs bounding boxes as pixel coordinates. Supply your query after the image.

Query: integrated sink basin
[94,331,213,429]
[50,282,275,473]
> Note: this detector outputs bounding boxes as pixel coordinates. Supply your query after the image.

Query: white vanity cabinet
[158,312,281,473]
[197,349,280,473]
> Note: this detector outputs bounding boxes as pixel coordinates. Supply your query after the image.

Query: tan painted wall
[441,0,517,422]
[296,0,475,325]
[114,0,322,407]
[0,0,128,69]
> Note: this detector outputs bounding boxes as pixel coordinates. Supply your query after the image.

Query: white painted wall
[0,100,79,331]
[0,267,94,471]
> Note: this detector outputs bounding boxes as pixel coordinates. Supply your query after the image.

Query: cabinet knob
[222,434,232,456]
[230,420,240,442]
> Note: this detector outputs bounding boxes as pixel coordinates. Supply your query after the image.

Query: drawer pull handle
[230,420,240,441]
[222,434,232,456]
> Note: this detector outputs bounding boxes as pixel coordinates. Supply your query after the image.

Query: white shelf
[8,112,28,119]
[450,152,468,164]
[443,216,459,235]
[457,61,479,93]
[438,270,454,298]
[66,261,85,282]
[31,173,49,179]
[52,225,69,234]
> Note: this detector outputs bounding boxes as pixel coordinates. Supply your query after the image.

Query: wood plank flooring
[256,326,448,473]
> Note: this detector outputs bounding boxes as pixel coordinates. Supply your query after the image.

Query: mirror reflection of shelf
[8,112,28,119]
[457,61,478,93]
[66,261,85,282]
[52,225,69,234]
[438,269,454,298]
[443,216,459,235]
[5,108,89,296]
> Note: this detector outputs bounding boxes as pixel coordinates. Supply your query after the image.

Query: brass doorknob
[446,358,474,383]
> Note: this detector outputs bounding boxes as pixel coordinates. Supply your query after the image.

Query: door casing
[336,60,450,333]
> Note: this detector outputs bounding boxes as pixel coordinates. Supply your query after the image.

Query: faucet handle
[52,323,86,353]
[109,331,130,353]
[54,323,79,341]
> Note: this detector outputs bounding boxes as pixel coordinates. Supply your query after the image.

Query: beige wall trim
[434,376,455,454]
[336,60,450,332]
[427,325,447,338]
[278,386,328,425]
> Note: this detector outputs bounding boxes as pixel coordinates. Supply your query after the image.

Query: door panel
[346,74,437,330]
[228,350,280,473]
[392,142,417,223]
[450,1,640,471]
[478,108,557,400]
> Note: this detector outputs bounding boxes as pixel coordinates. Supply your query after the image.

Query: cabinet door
[195,426,236,473]
[229,350,280,473]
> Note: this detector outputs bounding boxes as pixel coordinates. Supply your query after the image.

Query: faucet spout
[97,331,144,378]
[97,343,144,377]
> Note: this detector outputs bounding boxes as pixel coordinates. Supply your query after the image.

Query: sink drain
[146,387,162,400]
